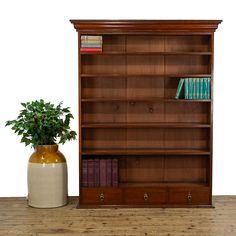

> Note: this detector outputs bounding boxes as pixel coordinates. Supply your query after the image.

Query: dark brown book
[82,160,88,187]
[87,159,94,187]
[99,159,106,187]
[106,159,112,187]
[112,159,118,187]
[94,159,100,187]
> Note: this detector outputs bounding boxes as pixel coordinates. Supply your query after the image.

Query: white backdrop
[0,0,234,197]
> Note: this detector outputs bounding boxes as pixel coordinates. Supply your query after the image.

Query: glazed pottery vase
[27,144,68,208]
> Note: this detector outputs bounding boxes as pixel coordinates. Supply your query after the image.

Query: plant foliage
[6,99,77,148]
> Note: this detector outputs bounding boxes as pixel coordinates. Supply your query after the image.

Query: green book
[188,78,193,99]
[196,78,200,99]
[175,78,185,99]
[203,78,208,99]
[207,78,211,99]
[199,78,204,99]
[192,78,197,99]
[184,78,189,99]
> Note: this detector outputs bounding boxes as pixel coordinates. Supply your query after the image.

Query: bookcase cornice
[70,20,222,33]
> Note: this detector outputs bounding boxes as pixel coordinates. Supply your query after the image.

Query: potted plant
[6,99,77,208]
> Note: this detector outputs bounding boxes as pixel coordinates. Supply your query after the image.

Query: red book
[82,160,88,187]
[94,159,100,187]
[106,159,112,187]
[99,159,106,187]
[112,159,118,187]
[87,159,94,187]
[80,48,102,52]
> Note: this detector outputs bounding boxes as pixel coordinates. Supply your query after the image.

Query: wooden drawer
[168,187,210,205]
[80,188,123,205]
[124,188,167,204]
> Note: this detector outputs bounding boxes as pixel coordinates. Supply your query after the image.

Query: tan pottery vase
[27,144,68,208]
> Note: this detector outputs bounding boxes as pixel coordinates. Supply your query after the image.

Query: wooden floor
[0,196,236,236]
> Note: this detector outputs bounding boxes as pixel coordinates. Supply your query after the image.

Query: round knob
[187,192,192,203]
[144,192,149,201]
[99,193,105,202]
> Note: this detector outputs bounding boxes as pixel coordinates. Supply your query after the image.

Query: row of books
[175,78,211,99]
[80,35,103,52]
[82,159,118,187]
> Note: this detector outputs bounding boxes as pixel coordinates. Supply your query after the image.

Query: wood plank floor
[0,196,235,236]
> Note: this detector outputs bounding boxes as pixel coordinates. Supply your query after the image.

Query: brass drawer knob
[187,192,192,203]
[144,192,149,201]
[99,193,105,202]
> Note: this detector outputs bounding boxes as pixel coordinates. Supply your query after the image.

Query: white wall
[0,0,234,197]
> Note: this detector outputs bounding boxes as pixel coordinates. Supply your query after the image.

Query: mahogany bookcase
[70,20,221,208]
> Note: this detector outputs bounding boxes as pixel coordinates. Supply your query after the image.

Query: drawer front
[168,187,210,205]
[80,188,123,205]
[124,188,167,204]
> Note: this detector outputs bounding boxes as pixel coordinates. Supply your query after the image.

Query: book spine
[99,159,106,187]
[106,159,112,187]
[94,159,100,187]
[188,78,193,99]
[81,35,103,41]
[193,78,197,99]
[80,48,102,52]
[196,78,200,99]
[208,78,211,99]
[199,78,203,99]
[112,159,118,187]
[175,78,184,99]
[87,159,94,187]
[184,78,189,99]
[82,160,88,187]
[203,78,208,99]
[81,44,103,48]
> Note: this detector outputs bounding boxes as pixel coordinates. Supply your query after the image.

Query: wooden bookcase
[70,20,221,207]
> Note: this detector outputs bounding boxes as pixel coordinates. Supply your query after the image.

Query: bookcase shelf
[80,51,212,55]
[82,149,211,156]
[81,122,211,128]
[71,19,221,208]
[81,73,212,78]
[81,98,211,103]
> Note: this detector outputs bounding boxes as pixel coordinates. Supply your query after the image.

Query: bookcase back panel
[81,55,126,74]
[119,156,207,184]
[102,35,126,52]
[127,55,164,75]
[82,128,209,150]
[119,156,165,183]
[82,129,126,149]
[127,77,164,98]
[126,35,165,52]
[127,102,165,123]
[81,77,126,99]
[165,35,211,52]
[82,103,126,123]
[164,128,209,149]
[163,156,207,183]
[165,103,210,123]
[165,55,211,74]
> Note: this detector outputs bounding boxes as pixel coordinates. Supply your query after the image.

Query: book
[80,48,102,52]
[82,160,88,187]
[87,159,94,187]
[106,159,112,187]
[94,159,100,187]
[196,78,200,99]
[203,78,208,99]
[199,78,204,99]
[112,159,118,187]
[81,35,103,41]
[184,78,189,99]
[207,78,211,99]
[175,78,185,99]
[81,43,102,48]
[99,159,106,187]
[188,78,193,99]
